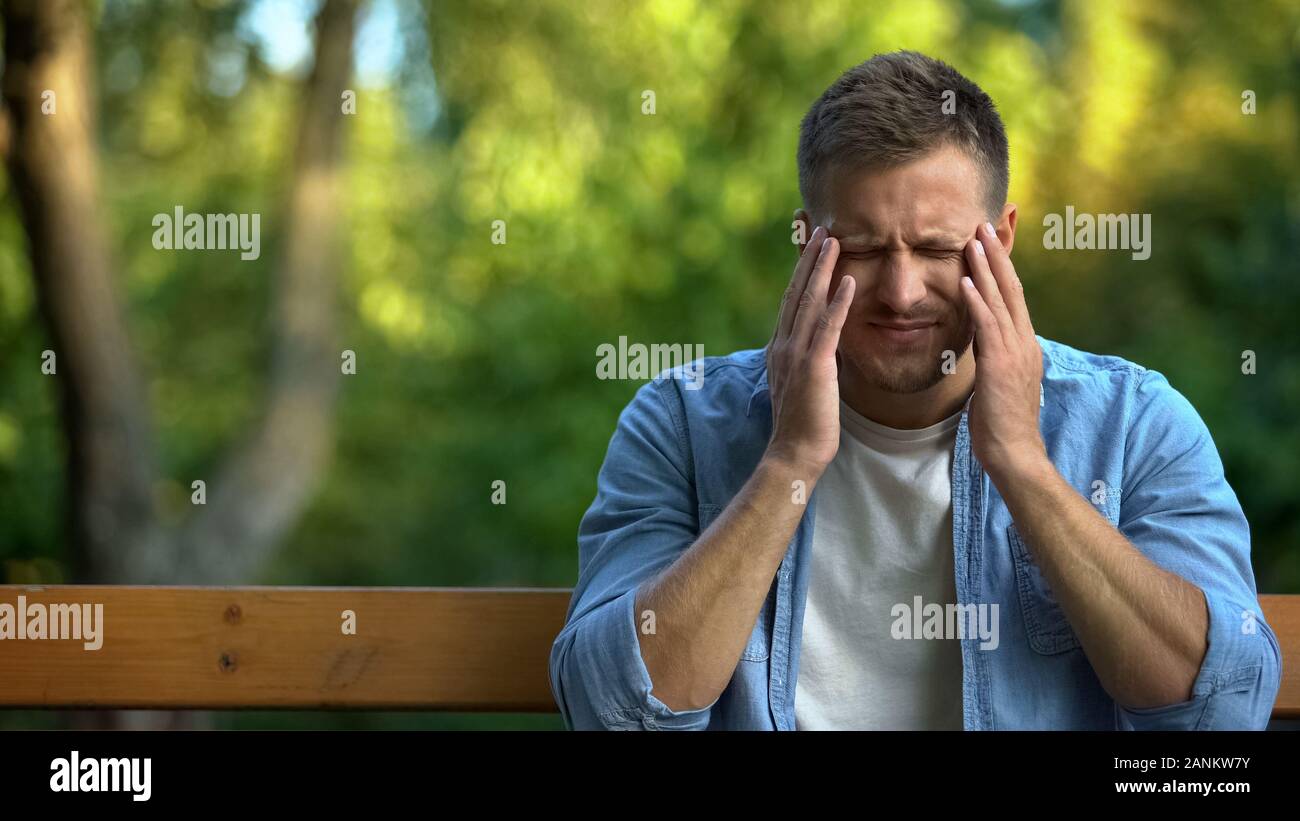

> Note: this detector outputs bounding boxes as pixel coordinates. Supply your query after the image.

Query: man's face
[808,143,992,395]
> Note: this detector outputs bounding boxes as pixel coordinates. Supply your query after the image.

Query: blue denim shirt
[549,338,1282,730]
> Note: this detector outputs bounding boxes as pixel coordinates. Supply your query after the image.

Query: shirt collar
[746,365,770,418]
[744,357,1048,419]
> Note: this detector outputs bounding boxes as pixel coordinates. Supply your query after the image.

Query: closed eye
[917,248,964,260]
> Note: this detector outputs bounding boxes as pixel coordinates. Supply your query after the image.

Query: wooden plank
[0,586,571,711]
[1260,595,1300,719]
[0,587,1295,719]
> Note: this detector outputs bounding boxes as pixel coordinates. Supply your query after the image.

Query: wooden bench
[0,586,1296,719]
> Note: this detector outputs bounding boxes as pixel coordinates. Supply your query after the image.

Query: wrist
[983,446,1055,490]
[760,446,828,488]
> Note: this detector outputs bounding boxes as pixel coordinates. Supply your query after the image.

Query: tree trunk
[2,0,162,585]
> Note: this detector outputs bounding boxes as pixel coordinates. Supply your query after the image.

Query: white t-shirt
[793,399,964,730]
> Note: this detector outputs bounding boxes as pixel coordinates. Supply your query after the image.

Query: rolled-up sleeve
[549,378,716,730]
[1114,369,1282,730]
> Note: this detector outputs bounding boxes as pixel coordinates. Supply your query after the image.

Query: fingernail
[822,236,834,252]
[984,222,996,237]
[974,240,985,256]
[962,276,974,288]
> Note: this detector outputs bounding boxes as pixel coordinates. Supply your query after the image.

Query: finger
[791,236,839,346]
[960,275,1003,358]
[776,225,826,340]
[810,274,855,359]
[963,237,1015,346]
[979,222,1034,337]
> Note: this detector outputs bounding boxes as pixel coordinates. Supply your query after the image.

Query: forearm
[636,454,814,711]
[990,457,1209,708]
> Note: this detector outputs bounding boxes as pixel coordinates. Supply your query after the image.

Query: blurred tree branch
[173,0,357,583]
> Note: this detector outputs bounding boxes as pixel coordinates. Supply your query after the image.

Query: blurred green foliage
[0,0,1297,729]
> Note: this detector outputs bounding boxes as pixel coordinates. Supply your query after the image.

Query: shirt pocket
[699,502,771,663]
[1008,523,1082,655]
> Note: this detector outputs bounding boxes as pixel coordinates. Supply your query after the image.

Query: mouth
[868,321,937,344]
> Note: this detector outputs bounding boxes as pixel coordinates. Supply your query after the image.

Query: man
[549,51,1281,730]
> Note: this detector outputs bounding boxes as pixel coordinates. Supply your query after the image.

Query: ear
[794,208,812,256]
[995,203,1018,255]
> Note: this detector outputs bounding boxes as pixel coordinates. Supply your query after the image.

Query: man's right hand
[631,225,855,715]
[764,225,855,478]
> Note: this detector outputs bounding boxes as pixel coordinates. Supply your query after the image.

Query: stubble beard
[841,312,974,395]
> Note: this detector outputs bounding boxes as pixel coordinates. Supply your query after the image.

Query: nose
[874,252,928,316]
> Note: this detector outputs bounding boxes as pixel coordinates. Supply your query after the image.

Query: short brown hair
[797,50,1009,220]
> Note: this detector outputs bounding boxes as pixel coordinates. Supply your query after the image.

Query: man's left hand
[961,221,1048,484]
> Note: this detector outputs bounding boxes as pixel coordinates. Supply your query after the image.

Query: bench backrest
[0,587,1295,719]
